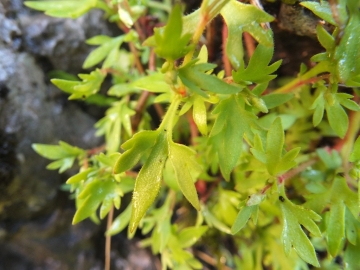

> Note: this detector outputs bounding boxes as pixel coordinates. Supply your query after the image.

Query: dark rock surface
[0,1,157,269]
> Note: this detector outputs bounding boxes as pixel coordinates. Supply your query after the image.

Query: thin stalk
[105,205,114,270]
[274,62,330,94]
[159,95,182,137]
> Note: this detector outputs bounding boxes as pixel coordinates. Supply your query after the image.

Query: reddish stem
[222,21,232,77]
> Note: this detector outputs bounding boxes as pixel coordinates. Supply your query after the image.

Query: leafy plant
[27,0,360,269]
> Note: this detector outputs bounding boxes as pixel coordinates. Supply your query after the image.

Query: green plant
[27,0,360,269]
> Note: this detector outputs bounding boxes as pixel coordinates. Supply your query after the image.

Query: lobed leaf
[210,95,257,180]
[221,1,274,70]
[279,191,321,267]
[168,143,201,210]
[232,44,282,84]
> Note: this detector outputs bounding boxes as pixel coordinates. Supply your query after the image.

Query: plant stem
[159,95,182,137]
[274,62,330,94]
[222,22,232,76]
[182,6,209,65]
[105,205,114,270]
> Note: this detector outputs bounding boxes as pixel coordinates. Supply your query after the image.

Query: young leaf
[231,205,258,234]
[83,36,124,69]
[113,130,159,174]
[168,143,202,210]
[232,44,282,84]
[73,179,123,224]
[349,136,360,162]
[32,141,84,173]
[52,69,106,100]
[192,95,208,135]
[95,100,135,153]
[221,2,275,69]
[152,4,192,61]
[279,191,321,267]
[129,131,168,232]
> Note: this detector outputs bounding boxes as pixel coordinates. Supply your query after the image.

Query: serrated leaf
[221,2,274,69]
[25,0,97,19]
[169,143,201,210]
[129,131,168,232]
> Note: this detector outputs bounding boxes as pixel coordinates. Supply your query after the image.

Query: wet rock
[19,9,116,73]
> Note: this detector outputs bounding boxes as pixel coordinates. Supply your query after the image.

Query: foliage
[28,0,360,269]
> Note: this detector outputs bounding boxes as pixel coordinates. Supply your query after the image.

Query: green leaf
[210,95,257,180]
[305,176,358,256]
[95,100,135,153]
[300,1,336,25]
[266,117,284,176]
[152,4,192,61]
[335,12,360,84]
[169,143,202,210]
[232,44,282,84]
[129,131,168,232]
[231,205,257,234]
[325,99,348,138]
[179,61,243,97]
[73,179,123,224]
[262,93,294,109]
[24,0,97,18]
[221,2,274,69]
[66,168,93,185]
[192,95,208,135]
[316,148,342,170]
[113,130,159,174]
[83,36,124,69]
[131,72,172,93]
[202,207,232,234]
[32,141,84,173]
[178,226,208,248]
[106,203,132,236]
[279,189,321,267]
[52,69,106,100]
[316,24,335,50]
[349,136,360,162]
